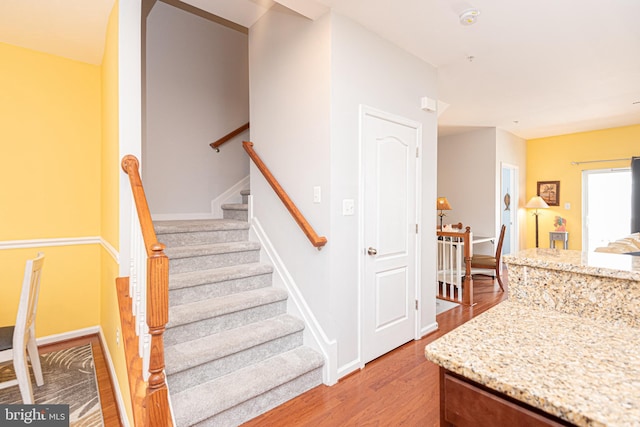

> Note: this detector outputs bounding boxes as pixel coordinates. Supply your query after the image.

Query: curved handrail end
[122,154,140,172]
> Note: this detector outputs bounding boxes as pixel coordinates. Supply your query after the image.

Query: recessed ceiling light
[459,8,481,25]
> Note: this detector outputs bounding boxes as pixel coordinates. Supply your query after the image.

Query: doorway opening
[582,168,632,252]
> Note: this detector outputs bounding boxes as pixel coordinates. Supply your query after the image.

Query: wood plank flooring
[40,273,506,427]
[242,273,508,427]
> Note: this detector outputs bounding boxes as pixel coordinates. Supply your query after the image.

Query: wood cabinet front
[440,369,575,427]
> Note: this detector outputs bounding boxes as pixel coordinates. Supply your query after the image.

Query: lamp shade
[436,197,452,211]
[525,196,549,209]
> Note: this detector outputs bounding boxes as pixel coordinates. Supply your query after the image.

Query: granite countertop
[425,300,640,427]
[504,248,640,282]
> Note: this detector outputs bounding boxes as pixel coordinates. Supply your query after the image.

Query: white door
[361,106,419,364]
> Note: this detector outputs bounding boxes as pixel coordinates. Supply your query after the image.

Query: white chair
[0,253,45,403]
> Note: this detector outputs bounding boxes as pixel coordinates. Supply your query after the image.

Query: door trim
[357,104,422,368]
[500,162,519,254]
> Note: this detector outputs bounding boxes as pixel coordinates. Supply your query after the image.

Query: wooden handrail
[121,155,172,426]
[210,122,250,152]
[437,226,473,306]
[242,141,327,249]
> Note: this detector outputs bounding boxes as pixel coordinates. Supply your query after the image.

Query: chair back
[13,253,45,352]
[495,225,507,263]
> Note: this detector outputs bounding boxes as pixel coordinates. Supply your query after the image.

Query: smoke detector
[459,8,481,25]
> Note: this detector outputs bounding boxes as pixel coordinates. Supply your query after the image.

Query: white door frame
[357,105,422,368]
[500,162,519,254]
[582,167,632,252]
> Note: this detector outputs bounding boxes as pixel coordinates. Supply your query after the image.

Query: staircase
[155,191,324,426]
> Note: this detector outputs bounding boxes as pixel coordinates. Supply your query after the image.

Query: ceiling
[1,0,639,139]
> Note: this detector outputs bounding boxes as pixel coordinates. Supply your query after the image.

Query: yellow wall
[100,1,134,424]
[526,124,640,250]
[0,42,102,331]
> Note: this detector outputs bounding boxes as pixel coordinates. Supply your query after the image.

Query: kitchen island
[425,248,640,427]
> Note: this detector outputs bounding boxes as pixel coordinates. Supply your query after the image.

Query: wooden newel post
[146,242,172,426]
[462,226,474,306]
[145,244,172,426]
[122,155,173,426]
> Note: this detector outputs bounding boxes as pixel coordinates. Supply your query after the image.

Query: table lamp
[525,196,549,248]
[436,197,452,230]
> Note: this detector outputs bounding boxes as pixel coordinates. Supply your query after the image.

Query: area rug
[0,343,104,426]
[436,298,460,315]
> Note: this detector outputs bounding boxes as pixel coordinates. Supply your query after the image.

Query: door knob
[367,247,377,256]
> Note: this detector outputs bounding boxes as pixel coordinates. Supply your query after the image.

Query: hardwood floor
[39,274,506,427]
[242,273,509,427]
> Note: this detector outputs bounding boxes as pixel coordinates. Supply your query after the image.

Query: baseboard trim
[420,321,439,338]
[35,326,100,346]
[337,359,362,380]
[98,328,131,427]
[250,215,338,386]
[211,175,250,219]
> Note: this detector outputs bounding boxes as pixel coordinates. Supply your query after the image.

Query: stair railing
[120,154,173,426]
[436,226,473,306]
[210,122,250,152]
[242,141,328,249]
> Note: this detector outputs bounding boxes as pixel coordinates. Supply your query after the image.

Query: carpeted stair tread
[171,346,324,426]
[169,263,273,291]
[154,218,249,234]
[168,287,288,328]
[165,314,304,375]
[221,203,248,211]
[164,241,260,259]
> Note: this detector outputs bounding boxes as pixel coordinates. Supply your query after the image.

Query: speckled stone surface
[504,249,640,328]
[425,301,640,427]
[504,248,640,282]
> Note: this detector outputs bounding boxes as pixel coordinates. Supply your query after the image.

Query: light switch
[313,186,321,203]
[343,199,355,216]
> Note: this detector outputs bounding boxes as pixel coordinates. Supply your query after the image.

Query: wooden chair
[471,225,506,291]
[0,253,45,403]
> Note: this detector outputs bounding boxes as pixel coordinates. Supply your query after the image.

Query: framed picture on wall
[537,181,560,206]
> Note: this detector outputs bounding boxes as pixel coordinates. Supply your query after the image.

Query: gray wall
[249,7,438,377]
[145,2,249,217]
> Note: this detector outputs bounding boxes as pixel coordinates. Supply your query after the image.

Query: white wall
[330,12,438,371]
[496,129,527,250]
[438,128,497,242]
[144,2,249,217]
[249,3,333,342]
[250,7,438,377]
[438,128,527,255]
